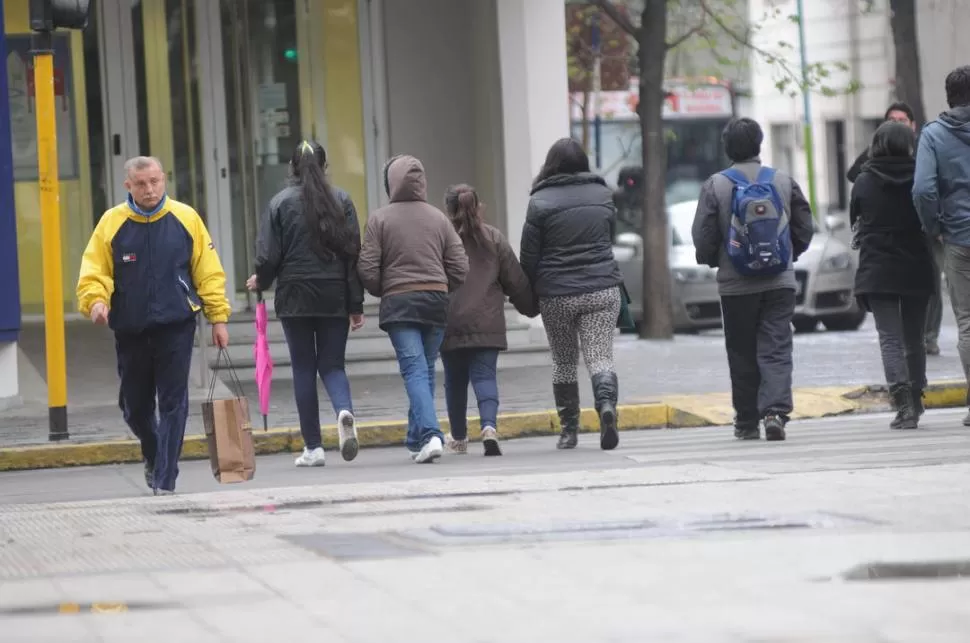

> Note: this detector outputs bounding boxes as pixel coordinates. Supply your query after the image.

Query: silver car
[613,201,866,333]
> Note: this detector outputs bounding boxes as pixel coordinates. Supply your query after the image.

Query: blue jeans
[386,323,444,451]
[281,317,353,450]
[441,349,499,440]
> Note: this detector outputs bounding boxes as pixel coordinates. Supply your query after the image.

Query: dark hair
[290,140,358,260]
[883,101,915,123]
[444,184,488,247]
[721,118,763,162]
[869,121,915,159]
[946,66,970,108]
[533,137,590,186]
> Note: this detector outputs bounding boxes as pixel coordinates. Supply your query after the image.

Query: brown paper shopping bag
[202,350,256,483]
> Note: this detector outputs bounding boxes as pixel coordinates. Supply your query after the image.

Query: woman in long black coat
[852,121,937,430]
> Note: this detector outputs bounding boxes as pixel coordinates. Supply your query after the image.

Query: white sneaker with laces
[337,410,359,462]
[295,446,326,467]
[413,436,443,464]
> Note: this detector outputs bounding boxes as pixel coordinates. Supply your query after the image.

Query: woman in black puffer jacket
[852,122,937,430]
[520,137,624,452]
[248,141,365,467]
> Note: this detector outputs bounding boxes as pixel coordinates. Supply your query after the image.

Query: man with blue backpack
[691,118,814,441]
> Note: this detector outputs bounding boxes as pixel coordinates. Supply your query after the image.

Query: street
[2,410,970,641]
[3,312,965,447]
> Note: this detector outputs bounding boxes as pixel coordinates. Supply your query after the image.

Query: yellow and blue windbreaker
[76,195,232,333]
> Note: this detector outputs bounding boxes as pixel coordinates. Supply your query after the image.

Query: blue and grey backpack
[720,166,791,276]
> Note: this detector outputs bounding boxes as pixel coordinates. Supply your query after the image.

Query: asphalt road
[3,408,968,506]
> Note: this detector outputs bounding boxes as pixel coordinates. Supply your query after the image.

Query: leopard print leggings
[539,286,621,384]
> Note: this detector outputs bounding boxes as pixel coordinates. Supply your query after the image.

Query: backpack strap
[720,167,749,186]
[755,166,777,183]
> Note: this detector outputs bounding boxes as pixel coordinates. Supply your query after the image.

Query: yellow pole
[33,41,68,440]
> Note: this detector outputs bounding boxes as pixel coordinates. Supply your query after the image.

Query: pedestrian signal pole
[29,0,90,441]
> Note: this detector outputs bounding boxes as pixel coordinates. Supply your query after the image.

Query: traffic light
[29,0,91,32]
[283,48,297,62]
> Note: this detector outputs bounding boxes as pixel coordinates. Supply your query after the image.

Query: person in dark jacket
[691,118,814,442]
[914,66,970,426]
[847,102,917,183]
[520,137,624,452]
[248,141,365,468]
[358,155,469,463]
[854,122,936,430]
[847,102,944,356]
[440,184,537,456]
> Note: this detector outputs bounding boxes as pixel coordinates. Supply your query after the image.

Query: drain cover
[842,560,970,581]
[279,533,427,561]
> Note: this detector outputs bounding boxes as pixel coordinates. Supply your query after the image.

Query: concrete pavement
[2,410,970,641]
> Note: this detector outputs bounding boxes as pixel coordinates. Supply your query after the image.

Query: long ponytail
[444,183,487,248]
[290,140,359,260]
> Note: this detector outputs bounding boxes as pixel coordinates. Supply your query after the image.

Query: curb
[1,380,966,472]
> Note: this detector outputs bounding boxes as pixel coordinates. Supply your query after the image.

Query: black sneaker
[763,415,787,441]
[734,425,760,440]
[963,411,970,427]
[144,461,154,489]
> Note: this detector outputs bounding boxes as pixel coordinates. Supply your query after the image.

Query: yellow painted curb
[1,380,967,473]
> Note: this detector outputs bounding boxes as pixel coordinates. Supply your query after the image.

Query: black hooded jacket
[851,156,937,300]
[519,172,623,298]
[254,185,364,318]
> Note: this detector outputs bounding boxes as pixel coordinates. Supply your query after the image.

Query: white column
[0,341,19,410]
[496,0,570,254]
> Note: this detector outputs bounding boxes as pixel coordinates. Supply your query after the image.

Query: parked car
[613,200,721,333]
[613,202,866,334]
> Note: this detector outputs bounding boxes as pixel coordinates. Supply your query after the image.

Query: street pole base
[48,406,68,441]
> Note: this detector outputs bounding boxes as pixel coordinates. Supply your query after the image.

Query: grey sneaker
[481,426,502,456]
[763,415,787,441]
[445,434,468,454]
[337,410,359,462]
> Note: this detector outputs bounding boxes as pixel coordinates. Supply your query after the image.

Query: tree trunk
[637,0,673,339]
[889,0,927,126]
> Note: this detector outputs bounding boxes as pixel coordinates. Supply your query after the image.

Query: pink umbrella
[253,291,273,431]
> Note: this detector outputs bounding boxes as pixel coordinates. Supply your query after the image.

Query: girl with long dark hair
[520,137,624,451]
[440,184,536,455]
[248,140,365,467]
[852,121,937,429]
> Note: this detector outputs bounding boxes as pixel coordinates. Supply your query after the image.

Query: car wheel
[822,308,867,332]
[792,317,818,333]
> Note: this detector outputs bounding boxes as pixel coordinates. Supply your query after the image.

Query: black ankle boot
[553,382,580,449]
[911,382,925,417]
[890,383,918,430]
[592,372,619,450]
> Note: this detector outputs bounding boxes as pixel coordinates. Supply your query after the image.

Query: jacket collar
[127,193,168,217]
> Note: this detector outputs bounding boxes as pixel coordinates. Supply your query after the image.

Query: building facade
[0,0,570,405]
[747,0,970,216]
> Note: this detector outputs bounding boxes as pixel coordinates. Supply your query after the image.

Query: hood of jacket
[530,171,607,195]
[938,105,970,145]
[383,155,428,203]
[864,156,915,185]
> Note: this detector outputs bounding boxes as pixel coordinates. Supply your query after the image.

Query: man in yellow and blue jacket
[77,156,232,495]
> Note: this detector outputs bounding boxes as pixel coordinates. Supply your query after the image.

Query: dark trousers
[115,318,196,492]
[925,237,945,345]
[720,288,796,428]
[441,348,500,440]
[280,316,354,450]
[868,295,929,388]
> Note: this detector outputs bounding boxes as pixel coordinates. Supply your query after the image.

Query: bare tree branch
[666,16,707,51]
[590,0,640,38]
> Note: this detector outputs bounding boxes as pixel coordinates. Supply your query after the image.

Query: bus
[569,78,737,232]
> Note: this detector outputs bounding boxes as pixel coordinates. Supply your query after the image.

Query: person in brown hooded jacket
[440,184,537,456]
[358,155,469,463]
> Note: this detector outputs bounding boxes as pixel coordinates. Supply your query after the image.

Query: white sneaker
[295,446,326,467]
[337,410,359,462]
[413,436,443,464]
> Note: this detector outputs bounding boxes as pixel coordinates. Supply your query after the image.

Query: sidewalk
[1,316,966,452]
